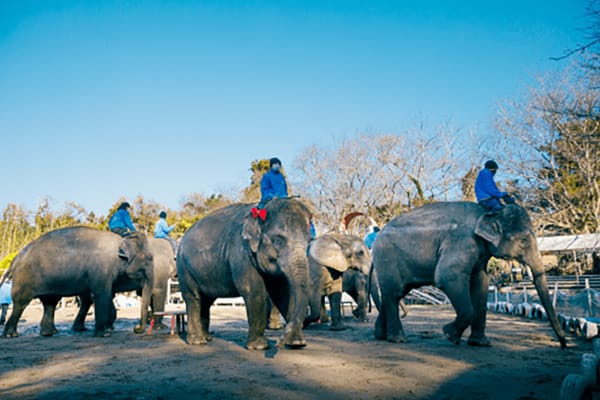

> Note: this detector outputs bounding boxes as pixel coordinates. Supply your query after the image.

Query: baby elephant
[304,234,375,330]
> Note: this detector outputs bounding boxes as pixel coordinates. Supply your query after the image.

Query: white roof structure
[537,233,600,253]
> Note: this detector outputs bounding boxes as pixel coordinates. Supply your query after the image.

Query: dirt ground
[0,302,591,400]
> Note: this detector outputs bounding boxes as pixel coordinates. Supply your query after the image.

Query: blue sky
[0,1,588,216]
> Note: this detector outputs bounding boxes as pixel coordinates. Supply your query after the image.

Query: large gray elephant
[1,227,154,338]
[176,198,313,349]
[304,234,379,330]
[372,202,567,348]
[72,237,176,333]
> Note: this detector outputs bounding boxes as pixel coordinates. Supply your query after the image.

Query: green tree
[241,159,271,203]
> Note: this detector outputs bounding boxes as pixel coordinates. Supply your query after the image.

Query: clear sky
[0,0,588,216]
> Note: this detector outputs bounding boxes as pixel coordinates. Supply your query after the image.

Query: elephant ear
[309,235,349,272]
[474,214,502,248]
[242,211,262,253]
[118,234,139,263]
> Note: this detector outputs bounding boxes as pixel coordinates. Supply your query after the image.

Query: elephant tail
[367,262,374,313]
[0,259,16,288]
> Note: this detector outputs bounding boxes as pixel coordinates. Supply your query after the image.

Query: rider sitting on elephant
[259,157,288,208]
[108,202,136,237]
[154,211,177,256]
[474,160,515,213]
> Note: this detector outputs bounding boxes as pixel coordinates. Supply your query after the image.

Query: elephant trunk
[369,266,382,312]
[134,278,153,334]
[531,263,567,349]
[280,248,310,348]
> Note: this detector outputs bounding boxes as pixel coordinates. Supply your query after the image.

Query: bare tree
[496,66,600,234]
[292,125,483,232]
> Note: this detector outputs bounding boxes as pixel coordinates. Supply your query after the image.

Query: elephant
[72,237,177,333]
[1,226,154,338]
[304,234,379,330]
[372,202,567,348]
[176,198,313,349]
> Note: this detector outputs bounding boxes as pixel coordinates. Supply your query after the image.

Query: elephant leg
[73,294,92,332]
[199,294,214,342]
[150,291,169,330]
[302,294,322,328]
[92,290,114,337]
[267,299,284,330]
[352,281,369,322]
[184,294,210,345]
[467,269,491,347]
[377,292,406,343]
[319,295,329,323]
[328,292,346,330]
[2,293,32,338]
[39,295,61,336]
[0,304,8,325]
[242,291,269,350]
[437,268,473,346]
[108,300,117,331]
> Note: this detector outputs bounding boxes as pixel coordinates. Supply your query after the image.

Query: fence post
[586,278,592,317]
[552,281,559,308]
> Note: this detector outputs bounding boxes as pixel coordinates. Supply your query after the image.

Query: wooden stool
[147,310,186,335]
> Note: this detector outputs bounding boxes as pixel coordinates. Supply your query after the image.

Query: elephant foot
[467,335,492,347]
[267,321,284,330]
[153,322,169,331]
[247,337,269,350]
[187,334,210,345]
[329,322,347,331]
[320,314,330,324]
[282,338,307,349]
[303,317,318,328]
[40,327,59,337]
[278,329,307,348]
[374,320,386,340]
[72,324,88,332]
[352,309,367,322]
[133,324,147,334]
[94,330,112,338]
[3,329,18,338]
[442,323,462,345]
[387,332,407,343]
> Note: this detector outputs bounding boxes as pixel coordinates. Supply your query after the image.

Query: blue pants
[479,198,503,213]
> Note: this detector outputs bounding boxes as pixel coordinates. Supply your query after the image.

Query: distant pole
[523,286,528,303]
[494,286,498,304]
[586,278,592,317]
[552,281,559,308]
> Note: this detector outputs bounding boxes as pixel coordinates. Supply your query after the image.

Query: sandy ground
[0,302,592,400]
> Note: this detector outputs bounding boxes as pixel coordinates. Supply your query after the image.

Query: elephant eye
[271,235,287,248]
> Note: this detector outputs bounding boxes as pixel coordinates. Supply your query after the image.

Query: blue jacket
[260,170,288,203]
[108,209,136,232]
[475,168,507,202]
[364,231,378,249]
[154,218,175,239]
[0,280,12,305]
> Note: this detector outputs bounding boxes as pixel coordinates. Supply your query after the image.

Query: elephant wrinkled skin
[176,198,312,349]
[372,202,567,349]
[1,227,154,338]
[304,234,379,330]
[72,237,176,334]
